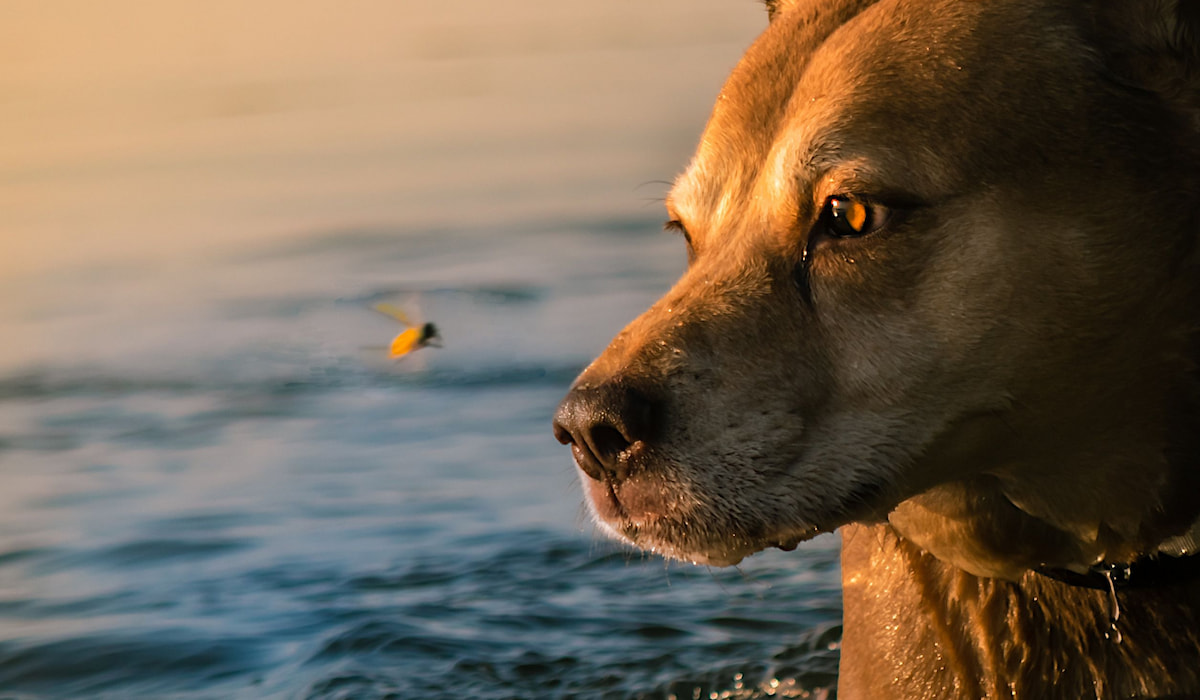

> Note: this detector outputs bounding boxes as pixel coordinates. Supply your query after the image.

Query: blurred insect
[372,302,442,359]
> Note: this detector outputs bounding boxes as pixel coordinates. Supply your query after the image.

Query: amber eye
[823,196,889,238]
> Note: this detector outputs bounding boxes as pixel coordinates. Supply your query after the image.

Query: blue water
[0,219,842,698]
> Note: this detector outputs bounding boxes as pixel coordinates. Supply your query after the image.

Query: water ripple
[0,633,267,697]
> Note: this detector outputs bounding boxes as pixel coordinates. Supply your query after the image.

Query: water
[2,3,843,698]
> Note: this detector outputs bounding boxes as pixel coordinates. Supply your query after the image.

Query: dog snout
[553,381,662,482]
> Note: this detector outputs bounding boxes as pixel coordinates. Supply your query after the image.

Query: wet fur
[840,524,1200,698]
[556,0,1200,696]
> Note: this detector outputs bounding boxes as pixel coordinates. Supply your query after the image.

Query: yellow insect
[372,302,441,359]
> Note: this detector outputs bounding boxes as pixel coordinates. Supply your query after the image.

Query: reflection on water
[2,3,842,698]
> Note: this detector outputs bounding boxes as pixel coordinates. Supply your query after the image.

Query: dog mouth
[576,459,828,566]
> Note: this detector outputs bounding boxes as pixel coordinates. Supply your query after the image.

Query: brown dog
[553,0,1200,697]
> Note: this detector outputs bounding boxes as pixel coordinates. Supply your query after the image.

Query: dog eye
[664,219,696,263]
[821,196,890,238]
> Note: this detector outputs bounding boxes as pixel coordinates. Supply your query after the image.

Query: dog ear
[1093,0,1200,128]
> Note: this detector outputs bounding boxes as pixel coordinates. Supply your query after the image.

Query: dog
[552,0,1200,697]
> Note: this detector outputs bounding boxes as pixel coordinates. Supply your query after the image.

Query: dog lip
[584,476,628,522]
[583,464,671,529]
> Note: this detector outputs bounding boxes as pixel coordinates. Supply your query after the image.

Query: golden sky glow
[1,1,763,282]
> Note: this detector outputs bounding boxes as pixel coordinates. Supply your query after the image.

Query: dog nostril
[570,441,607,482]
[552,380,662,483]
[553,409,607,482]
[589,425,632,464]
[552,421,574,446]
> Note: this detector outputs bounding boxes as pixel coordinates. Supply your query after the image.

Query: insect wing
[373,302,413,327]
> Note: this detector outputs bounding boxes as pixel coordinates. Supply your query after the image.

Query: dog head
[554,0,1200,575]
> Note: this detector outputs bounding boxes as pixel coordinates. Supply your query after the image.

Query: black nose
[553,381,662,483]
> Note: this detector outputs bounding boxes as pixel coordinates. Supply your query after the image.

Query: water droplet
[1100,566,1125,643]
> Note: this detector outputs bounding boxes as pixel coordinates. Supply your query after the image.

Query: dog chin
[578,469,825,567]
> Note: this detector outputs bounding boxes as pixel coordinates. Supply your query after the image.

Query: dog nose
[552,381,661,482]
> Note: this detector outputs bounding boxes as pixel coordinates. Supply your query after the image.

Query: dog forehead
[673,0,1088,224]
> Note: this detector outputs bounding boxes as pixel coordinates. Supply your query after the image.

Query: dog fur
[553,0,1200,697]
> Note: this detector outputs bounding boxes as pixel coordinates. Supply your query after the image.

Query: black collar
[1036,551,1200,591]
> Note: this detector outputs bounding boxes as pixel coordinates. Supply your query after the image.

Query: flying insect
[372,302,441,359]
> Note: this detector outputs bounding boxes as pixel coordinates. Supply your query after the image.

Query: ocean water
[2,3,843,698]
